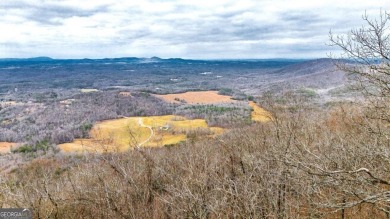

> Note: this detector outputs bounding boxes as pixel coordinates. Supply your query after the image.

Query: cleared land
[0,101,20,107]
[59,115,223,153]
[249,101,272,122]
[119,91,131,97]
[154,91,236,104]
[0,142,16,154]
[80,89,99,93]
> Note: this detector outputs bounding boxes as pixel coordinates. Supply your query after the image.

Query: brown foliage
[0,102,388,218]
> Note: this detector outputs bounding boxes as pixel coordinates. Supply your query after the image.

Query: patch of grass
[297,88,318,98]
[13,145,34,153]
[79,122,93,138]
[218,88,233,96]
[183,105,238,113]
[12,139,51,153]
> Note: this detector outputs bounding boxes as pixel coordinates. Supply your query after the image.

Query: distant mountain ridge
[0,57,347,99]
[0,56,312,63]
[0,57,54,62]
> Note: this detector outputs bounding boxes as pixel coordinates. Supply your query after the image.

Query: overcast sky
[0,0,389,59]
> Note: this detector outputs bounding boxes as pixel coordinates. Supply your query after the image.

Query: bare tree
[329,10,390,123]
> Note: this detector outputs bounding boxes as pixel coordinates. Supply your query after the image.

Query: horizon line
[0,56,328,61]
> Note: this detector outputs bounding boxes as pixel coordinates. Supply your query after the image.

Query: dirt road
[137,118,154,148]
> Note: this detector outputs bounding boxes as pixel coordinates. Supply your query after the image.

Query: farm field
[249,101,272,122]
[59,115,223,153]
[154,91,236,104]
[0,142,17,154]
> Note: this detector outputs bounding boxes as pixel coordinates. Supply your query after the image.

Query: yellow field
[0,142,17,154]
[59,115,223,153]
[249,101,272,122]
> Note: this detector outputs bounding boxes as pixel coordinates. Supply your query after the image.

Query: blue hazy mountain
[0,56,306,66]
[0,57,344,96]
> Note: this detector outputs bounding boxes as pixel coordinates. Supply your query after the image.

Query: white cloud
[0,0,389,58]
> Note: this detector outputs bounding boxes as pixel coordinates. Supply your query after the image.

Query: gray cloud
[0,1,109,25]
[0,0,389,59]
[28,5,108,25]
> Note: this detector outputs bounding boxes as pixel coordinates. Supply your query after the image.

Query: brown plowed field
[154,91,236,104]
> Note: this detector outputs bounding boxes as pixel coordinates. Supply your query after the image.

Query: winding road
[137,118,154,148]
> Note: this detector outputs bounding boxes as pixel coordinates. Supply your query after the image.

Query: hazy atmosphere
[1,0,390,59]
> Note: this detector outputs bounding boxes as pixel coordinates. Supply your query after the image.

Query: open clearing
[59,115,223,153]
[0,142,17,154]
[80,89,99,93]
[249,101,272,122]
[119,91,131,97]
[0,101,22,107]
[154,91,236,104]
